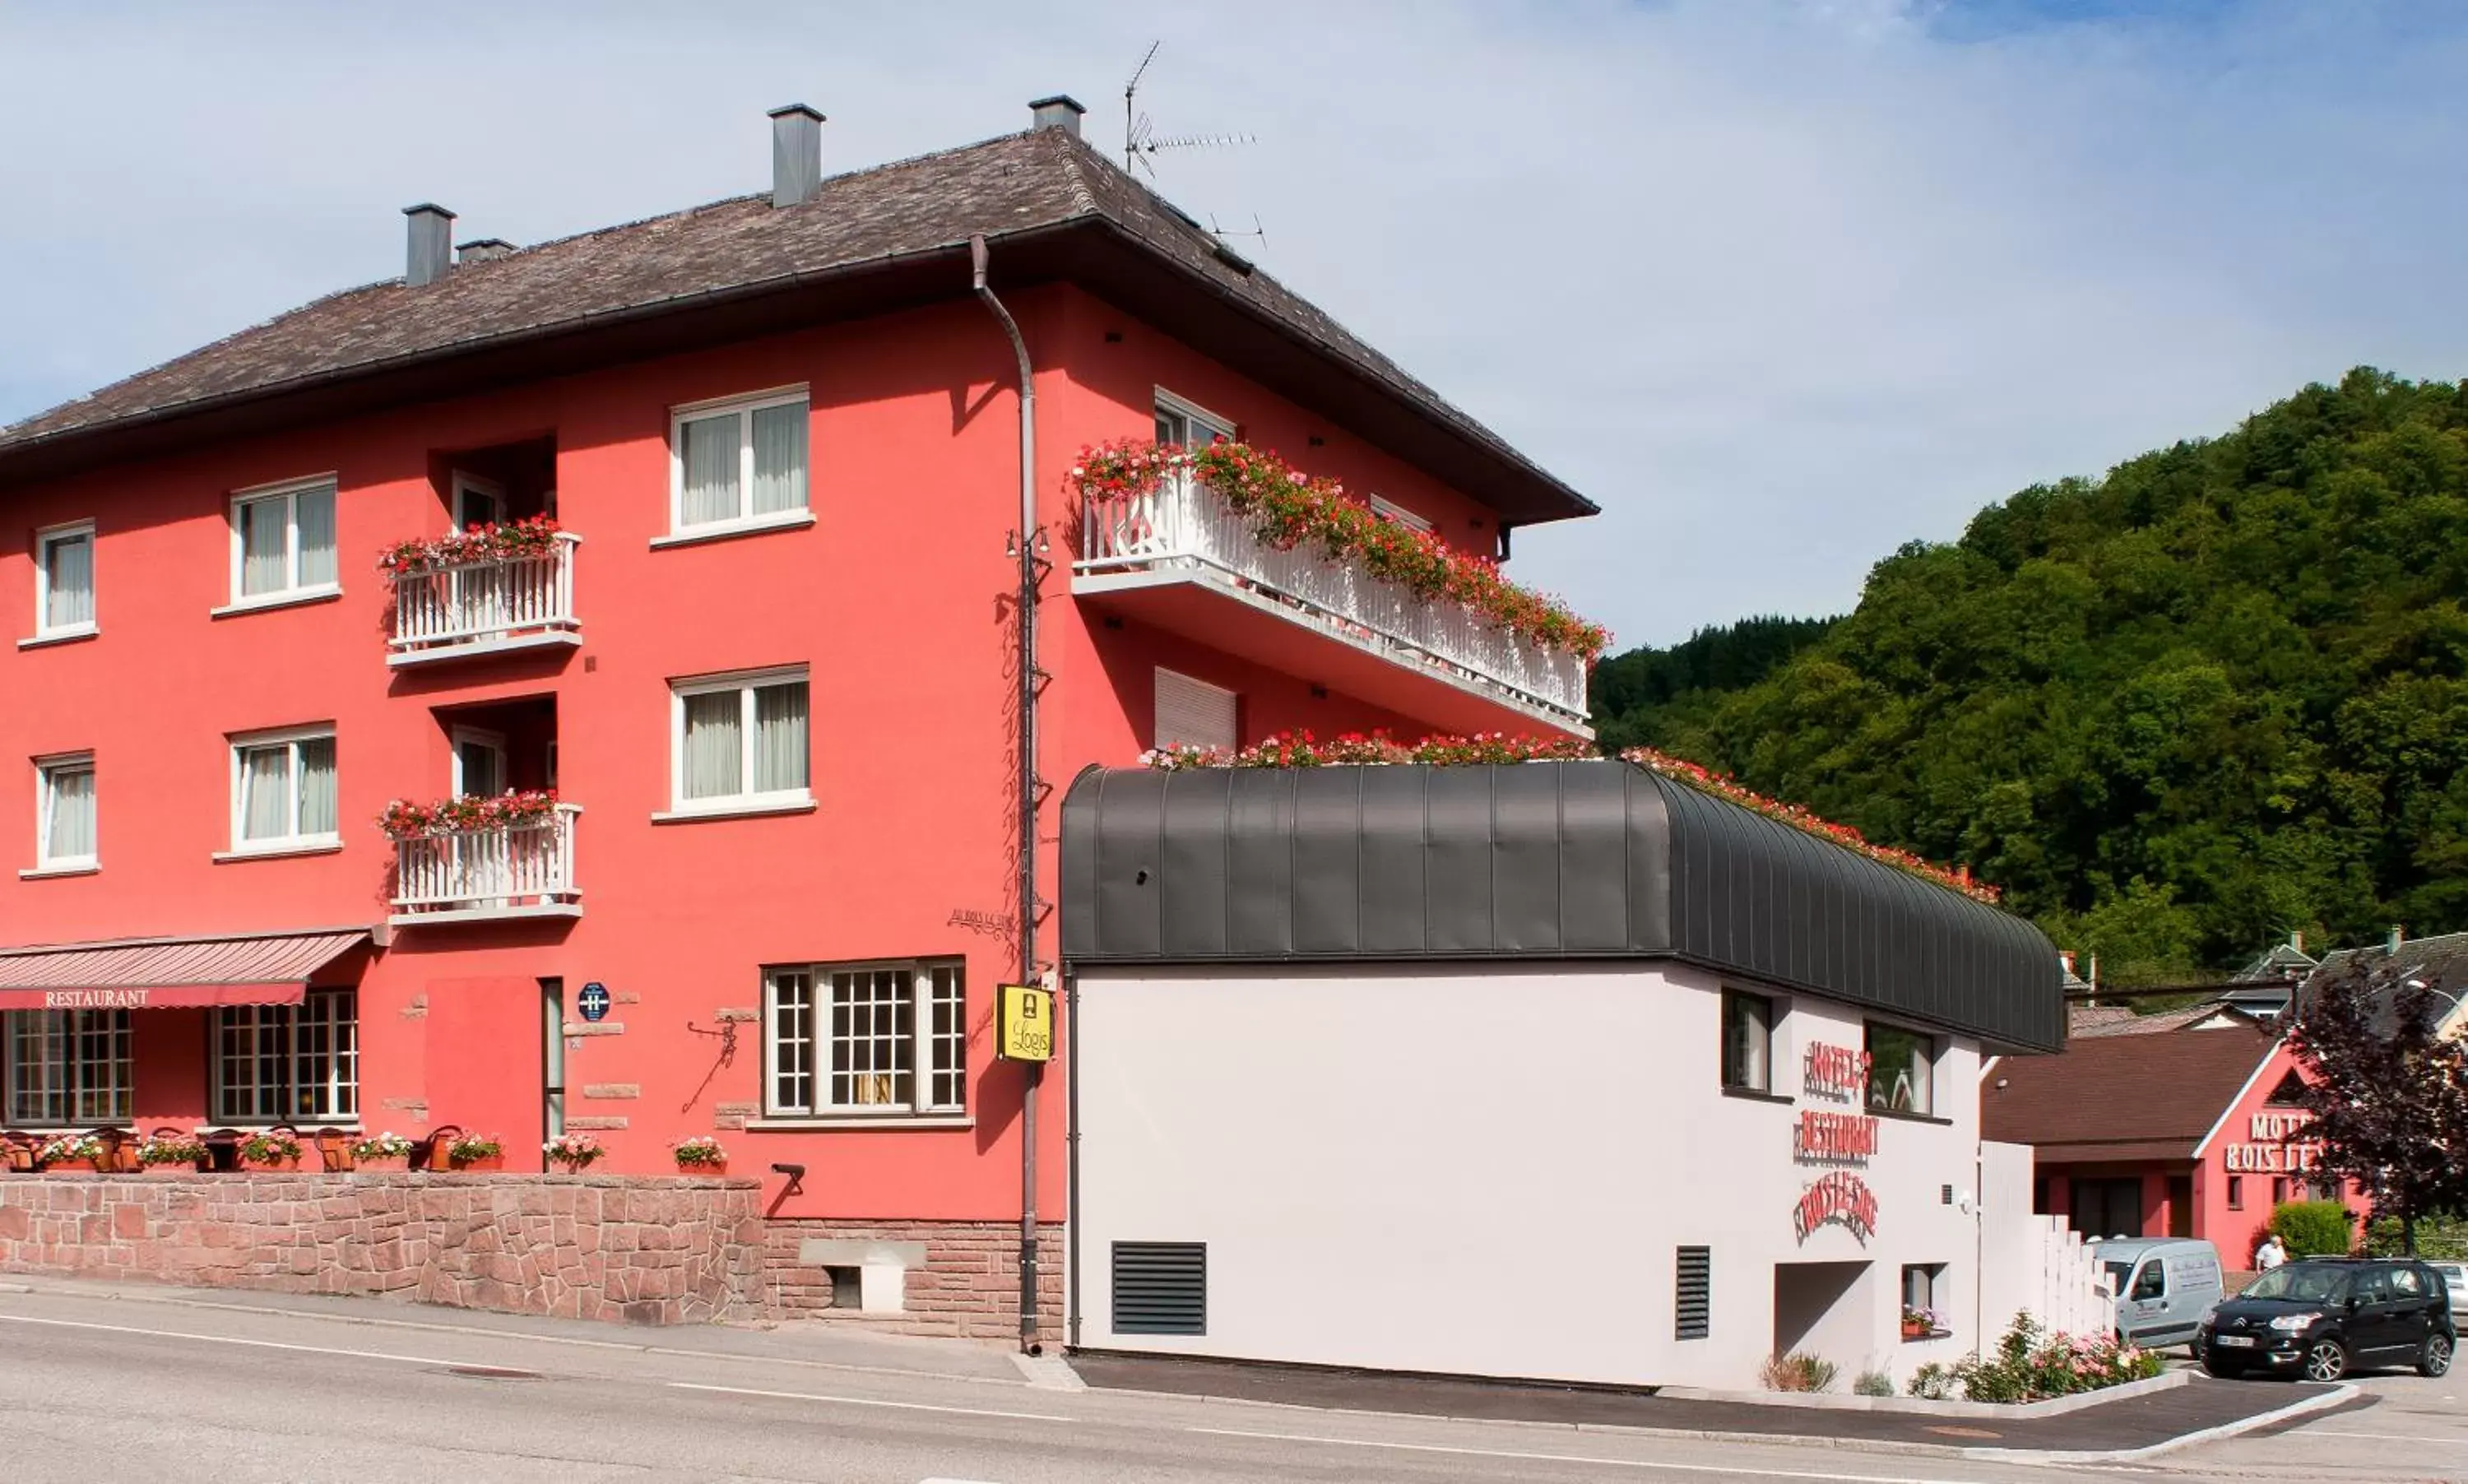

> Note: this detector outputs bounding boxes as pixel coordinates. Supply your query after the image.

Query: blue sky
[2,1,2463,650]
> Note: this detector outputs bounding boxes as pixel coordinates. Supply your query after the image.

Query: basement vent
[1111,1241,1207,1335]
[1675,1246,1711,1341]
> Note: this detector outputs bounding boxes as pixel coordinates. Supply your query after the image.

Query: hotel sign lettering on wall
[1794,1171,1880,1245]
[1794,1109,1880,1165]
[2224,1113,2327,1174]
[1792,1041,1881,1243]
[1802,1042,1872,1102]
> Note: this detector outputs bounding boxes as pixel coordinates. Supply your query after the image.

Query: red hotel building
[0,99,1598,1335]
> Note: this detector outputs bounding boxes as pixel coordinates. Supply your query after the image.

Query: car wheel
[2201,1355,2248,1380]
[2419,1333,2454,1379]
[2303,1338,2350,1383]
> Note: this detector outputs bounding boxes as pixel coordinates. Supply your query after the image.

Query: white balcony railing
[390,805,581,924]
[1075,478,1589,721]
[387,534,581,665]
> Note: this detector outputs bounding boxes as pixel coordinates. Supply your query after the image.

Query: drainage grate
[1111,1241,1206,1335]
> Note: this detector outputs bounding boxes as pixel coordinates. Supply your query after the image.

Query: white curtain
[750,402,808,515]
[754,681,809,792]
[240,745,292,840]
[44,766,95,861]
[682,691,743,799]
[44,534,94,628]
[680,413,742,526]
[239,497,288,596]
[299,737,337,835]
[296,485,337,587]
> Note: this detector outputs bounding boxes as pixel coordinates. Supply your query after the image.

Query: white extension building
[1059,759,2104,1391]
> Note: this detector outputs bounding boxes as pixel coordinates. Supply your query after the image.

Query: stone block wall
[759,1218,1064,1341]
[0,1173,763,1325]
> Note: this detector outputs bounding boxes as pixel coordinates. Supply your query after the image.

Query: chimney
[2389,924,2405,953]
[1028,95,1086,138]
[403,203,455,287]
[2058,950,2076,979]
[769,104,823,208]
[457,238,513,266]
[2289,930,2303,954]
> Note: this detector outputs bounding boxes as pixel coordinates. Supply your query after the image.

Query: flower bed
[1143,728,1595,771]
[378,515,561,577]
[378,790,560,839]
[1073,439,1608,659]
[1909,1314,2164,1403]
[672,1136,728,1174]
[545,1132,603,1172]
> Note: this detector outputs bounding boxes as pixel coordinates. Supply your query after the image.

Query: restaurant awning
[0,928,369,1012]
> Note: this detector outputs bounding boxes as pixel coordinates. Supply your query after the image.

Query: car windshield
[2104,1261,2133,1291]
[2242,1264,2351,1303]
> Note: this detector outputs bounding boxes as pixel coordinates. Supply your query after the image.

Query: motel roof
[1059,759,2066,1053]
[1982,1022,2278,1163]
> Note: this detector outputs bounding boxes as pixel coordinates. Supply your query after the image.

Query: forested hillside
[1589,369,2468,983]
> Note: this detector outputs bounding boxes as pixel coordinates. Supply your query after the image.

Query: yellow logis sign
[998,984,1055,1062]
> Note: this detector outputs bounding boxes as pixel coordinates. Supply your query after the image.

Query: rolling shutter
[1153,669,1237,753]
[1675,1246,1711,1340]
[1111,1241,1207,1334]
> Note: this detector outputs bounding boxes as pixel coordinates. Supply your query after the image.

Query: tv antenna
[1208,213,1267,249]
[1123,40,1255,178]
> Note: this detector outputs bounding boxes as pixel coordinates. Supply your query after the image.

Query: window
[1367,495,1433,532]
[34,521,96,637]
[230,478,338,603]
[763,959,965,1118]
[670,388,810,532]
[34,754,97,870]
[1153,668,1236,754]
[2226,1175,2244,1211]
[1153,390,1234,449]
[670,667,810,811]
[230,726,339,851]
[2,1009,131,1124]
[2271,1176,2289,1207]
[1902,1263,1946,1325]
[214,991,358,1122]
[1719,989,1774,1092]
[1865,1022,1937,1115]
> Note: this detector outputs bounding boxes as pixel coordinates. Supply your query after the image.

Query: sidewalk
[1068,1349,2350,1457]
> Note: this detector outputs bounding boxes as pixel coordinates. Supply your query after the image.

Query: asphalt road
[0,1285,2458,1484]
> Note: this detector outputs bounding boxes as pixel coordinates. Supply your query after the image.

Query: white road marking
[1182,1426,2019,1482]
[0,1312,452,1367]
[2290,1428,2468,1444]
[668,1381,1072,1423]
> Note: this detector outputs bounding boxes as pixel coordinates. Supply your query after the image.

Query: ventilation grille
[1112,1241,1207,1335]
[1675,1246,1711,1341]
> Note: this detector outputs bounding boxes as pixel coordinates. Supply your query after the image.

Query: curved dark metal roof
[1059,759,2063,1052]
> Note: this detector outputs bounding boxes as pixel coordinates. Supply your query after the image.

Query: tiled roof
[2067,1002,2257,1038]
[2303,933,2468,1034]
[1983,1022,2275,1159]
[0,128,1593,522]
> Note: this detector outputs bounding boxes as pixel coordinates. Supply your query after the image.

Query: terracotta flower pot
[354,1154,411,1173]
[450,1153,503,1172]
[676,1159,726,1176]
[49,1157,105,1175]
[141,1160,203,1176]
[240,1154,302,1172]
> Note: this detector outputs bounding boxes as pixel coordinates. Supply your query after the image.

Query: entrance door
[2071,1178,2145,1239]
[452,728,508,799]
[2166,1176,2194,1238]
[540,977,566,1147]
[452,472,506,531]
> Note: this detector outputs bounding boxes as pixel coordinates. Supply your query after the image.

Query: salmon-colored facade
[0,108,1596,1333]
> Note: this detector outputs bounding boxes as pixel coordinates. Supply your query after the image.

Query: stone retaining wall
[0,1173,763,1325]
[758,1218,1065,1340]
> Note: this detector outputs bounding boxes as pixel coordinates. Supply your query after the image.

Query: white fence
[1980,1140,2118,1342]
[387,534,580,662]
[390,805,581,921]
[1076,477,1589,721]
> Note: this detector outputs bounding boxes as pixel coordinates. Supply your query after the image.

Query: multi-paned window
[670,667,810,812]
[670,388,810,533]
[764,960,965,1118]
[214,991,358,1122]
[230,477,338,603]
[34,753,97,870]
[1865,1021,1937,1116]
[34,520,97,637]
[2,1009,132,1125]
[1719,988,1774,1092]
[230,726,339,851]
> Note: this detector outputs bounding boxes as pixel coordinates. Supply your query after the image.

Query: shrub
[1758,1352,1838,1393]
[2364,1212,2468,1260]
[2271,1200,2356,1258]
[1931,1313,2165,1403]
[1853,1369,1896,1398]
[1907,1362,1960,1400]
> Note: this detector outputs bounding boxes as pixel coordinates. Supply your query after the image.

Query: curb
[1655,1366,2187,1418]
[1967,1381,2359,1464]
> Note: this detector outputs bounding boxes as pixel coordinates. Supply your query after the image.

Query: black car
[2196,1258,2457,1382]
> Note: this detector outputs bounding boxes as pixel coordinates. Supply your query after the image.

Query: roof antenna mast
[1122,40,1256,179]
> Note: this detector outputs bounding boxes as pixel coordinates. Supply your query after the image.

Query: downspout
[971,233,1046,1354]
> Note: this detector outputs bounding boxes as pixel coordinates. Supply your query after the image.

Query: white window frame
[2,1008,132,1126]
[1153,387,1236,447]
[666,665,810,815]
[1367,495,1433,533]
[33,752,97,873]
[33,519,98,640]
[211,989,359,1125]
[762,958,966,1120]
[227,723,341,855]
[665,385,813,540]
[225,475,341,609]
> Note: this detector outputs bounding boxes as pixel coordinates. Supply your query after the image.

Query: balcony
[387,534,581,667]
[388,804,581,927]
[1074,478,1589,731]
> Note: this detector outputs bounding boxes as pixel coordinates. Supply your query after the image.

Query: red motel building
[0,99,1598,1335]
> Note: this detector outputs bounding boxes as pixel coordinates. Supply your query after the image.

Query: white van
[2095,1237,2226,1349]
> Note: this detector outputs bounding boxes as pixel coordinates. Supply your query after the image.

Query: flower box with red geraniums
[444,1133,503,1171]
[672,1137,727,1176]
[378,791,560,841]
[237,1130,304,1171]
[36,1134,109,1173]
[377,515,562,579]
[545,1132,603,1172]
[137,1131,211,1175]
[348,1132,417,1172]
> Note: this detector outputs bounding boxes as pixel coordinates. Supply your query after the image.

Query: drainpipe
[972,233,1045,1354]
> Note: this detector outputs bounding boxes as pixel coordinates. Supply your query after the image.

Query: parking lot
[2157,1366,2466,1482]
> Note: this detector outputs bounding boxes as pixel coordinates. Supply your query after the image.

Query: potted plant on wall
[137,1129,210,1175]
[444,1131,504,1171]
[1902,1305,1943,1340]
[237,1129,305,1172]
[671,1136,727,1176]
[349,1132,417,1172]
[36,1133,109,1173]
[544,1132,602,1172]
